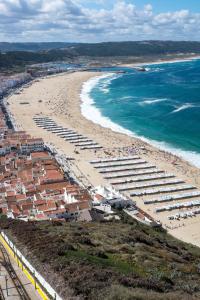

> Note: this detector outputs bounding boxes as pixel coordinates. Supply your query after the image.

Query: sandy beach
[7,70,200,247]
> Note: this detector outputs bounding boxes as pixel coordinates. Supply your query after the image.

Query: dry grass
[1,214,200,300]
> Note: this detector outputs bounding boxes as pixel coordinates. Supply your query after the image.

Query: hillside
[1,40,200,73]
[72,41,200,57]
[0,42,75,52]
[1,214,200,300]
[0,49,75,72]
[1,41,200,56]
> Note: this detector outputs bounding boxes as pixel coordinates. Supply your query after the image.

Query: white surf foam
[120,96,136,101]
[171,103,195,113]
[146,67,164,72]
[97,73,121,94]
[140,98,168,105]
[80,73,135,136]
[80,74,200,169]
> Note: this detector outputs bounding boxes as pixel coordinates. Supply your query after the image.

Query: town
[0,100,150,225]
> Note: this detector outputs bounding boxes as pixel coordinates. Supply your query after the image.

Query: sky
[0,0,200,42]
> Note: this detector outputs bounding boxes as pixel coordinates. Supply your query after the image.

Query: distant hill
[0,49,75,72]
[1,41,200,73]
[1,41,200,56]
[0,42,75,52]
[73,40,200,57]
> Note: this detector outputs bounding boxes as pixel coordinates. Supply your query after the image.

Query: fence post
[5,275,8,296]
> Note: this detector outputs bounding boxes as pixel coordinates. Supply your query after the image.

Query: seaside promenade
[6,71,200,247]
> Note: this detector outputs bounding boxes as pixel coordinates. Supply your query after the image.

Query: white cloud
[0,3,9,15]
[0,0,199,42]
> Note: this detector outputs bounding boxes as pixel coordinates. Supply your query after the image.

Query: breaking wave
[140,98,168,105]
[171,103,196,113]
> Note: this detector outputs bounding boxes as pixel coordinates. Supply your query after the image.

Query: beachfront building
[0,130,45,156]
[0,73,32,98]
[0,111,7,134]
[20,138,44,153]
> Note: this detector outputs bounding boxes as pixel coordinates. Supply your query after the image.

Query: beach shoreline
[119,54,200,68]
[80,72,200,169]
[7,69,200,246]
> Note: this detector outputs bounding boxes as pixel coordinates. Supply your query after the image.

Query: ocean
[80,59,200,168]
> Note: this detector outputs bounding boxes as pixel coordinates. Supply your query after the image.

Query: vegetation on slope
[72,41,200,57]
[1,41,200,56]
[0,42,75,52]
[1,40,200,72]
[1,214,200,300]
[0,50,74,72]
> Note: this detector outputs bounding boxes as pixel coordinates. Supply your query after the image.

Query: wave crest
[98,73,121,94]
[171,103,196,113]
[140,98,168,105]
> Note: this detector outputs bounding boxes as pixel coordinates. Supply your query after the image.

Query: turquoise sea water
[81,59,200,167]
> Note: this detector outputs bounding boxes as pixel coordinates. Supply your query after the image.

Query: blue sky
[0,0,200,42]
[85,0,200,12]
[140,0,200,12]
